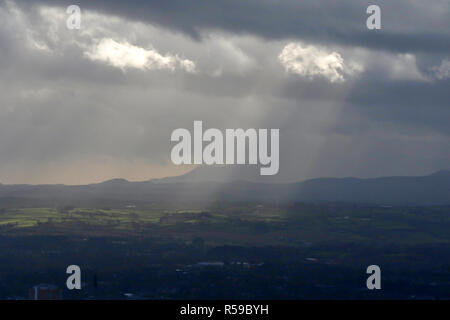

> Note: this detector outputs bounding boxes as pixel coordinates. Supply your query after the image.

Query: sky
[0,0,449,184]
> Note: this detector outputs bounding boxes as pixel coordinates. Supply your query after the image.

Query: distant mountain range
[150,165,266,184]
[0,167,449,206]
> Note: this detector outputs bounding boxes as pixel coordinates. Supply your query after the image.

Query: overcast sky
[0,0,449,184]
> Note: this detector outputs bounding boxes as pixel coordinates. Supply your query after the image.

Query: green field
[0,205,448,248]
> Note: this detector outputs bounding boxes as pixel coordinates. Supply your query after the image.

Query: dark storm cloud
[18,0,450,54]
[345,79,450,134]
[278,75,450,135]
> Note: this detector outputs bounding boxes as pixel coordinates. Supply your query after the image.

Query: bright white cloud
[278,42,362,82]
[85,38,196,73]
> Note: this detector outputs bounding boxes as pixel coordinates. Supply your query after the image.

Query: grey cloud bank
[0,0,448,184]
[18,0,450,54]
